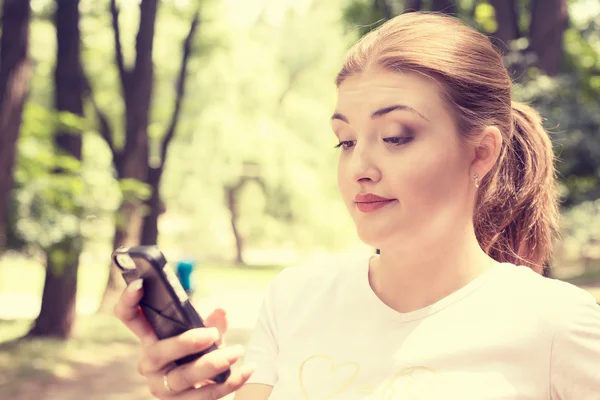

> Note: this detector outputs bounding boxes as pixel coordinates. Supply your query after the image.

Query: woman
[114,12,600,399]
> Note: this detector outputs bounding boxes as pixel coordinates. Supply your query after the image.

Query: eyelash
[334,136,414,150]
[334,140,355,150]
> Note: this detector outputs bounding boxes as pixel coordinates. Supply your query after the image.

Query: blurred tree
[487,0,520,54]
[346,0,567,77]
[27,0,85,338]
[376,0,396,19]
[0,0,32,252]
[529,0,568,76]
[93,0,157,304]
[89,0,201,308]
[139,10,200,247]
[431,0,457,13]
[405,0,423,11]
[225,162,265,265]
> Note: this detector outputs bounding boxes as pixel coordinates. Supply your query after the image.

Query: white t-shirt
[243,256,600,399]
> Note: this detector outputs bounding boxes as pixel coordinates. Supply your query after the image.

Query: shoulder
[492,263,599,332]
[493,263,597,308]
[264,252,369,308]
[270,253,366,291]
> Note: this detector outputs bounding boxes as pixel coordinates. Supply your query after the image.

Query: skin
[114,66,503,399]
[333,67,502,313]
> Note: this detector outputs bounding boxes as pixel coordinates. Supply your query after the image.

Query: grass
[0,315,138,398]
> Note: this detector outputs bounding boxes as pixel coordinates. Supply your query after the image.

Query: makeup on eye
[383,136,414,146]
[334,135,414,150]
[334,140,356,150]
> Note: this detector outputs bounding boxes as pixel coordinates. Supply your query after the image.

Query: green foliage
[10,100,120,251]
[10,103,78,249]
[511,1,600,204]
[473,1,497,33]
[555,199,600,273]
[117,179,151,203]
[342,0,389,37]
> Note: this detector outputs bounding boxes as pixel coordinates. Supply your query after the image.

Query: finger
[193,364,255,399]
[138,327,220,375]
[161,345,245,393]
[204,308,228,346]
[113,279,157,346]
[171,364,255,400]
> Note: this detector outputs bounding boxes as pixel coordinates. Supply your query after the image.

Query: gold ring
[163,372,173,394]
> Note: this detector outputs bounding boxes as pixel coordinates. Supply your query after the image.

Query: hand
[114,279,254,399]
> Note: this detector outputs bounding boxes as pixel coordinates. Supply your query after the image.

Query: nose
[347,142,381,183]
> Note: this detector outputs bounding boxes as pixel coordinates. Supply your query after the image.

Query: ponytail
[474,101,560,273]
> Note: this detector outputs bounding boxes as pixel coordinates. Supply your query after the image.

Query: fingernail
[207,327,220,341]
[192,327,218,346]
[240,363,256,377]
[226,345,245,362]
[129,279,143,292]
[243,362,256,373]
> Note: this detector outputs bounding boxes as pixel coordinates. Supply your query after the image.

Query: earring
[473,173,480,188]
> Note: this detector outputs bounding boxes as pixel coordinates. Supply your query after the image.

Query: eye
[334,140,356,150]
[383,136,413,146]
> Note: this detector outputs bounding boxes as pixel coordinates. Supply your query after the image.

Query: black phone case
[112,246,230,384]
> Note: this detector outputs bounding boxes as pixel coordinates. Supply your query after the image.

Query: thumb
[204,308,228,346]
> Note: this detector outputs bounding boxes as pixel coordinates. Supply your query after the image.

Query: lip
[354,193,396,213]
[354,193,395,203]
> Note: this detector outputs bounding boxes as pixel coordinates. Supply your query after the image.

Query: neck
[370,223,493,313]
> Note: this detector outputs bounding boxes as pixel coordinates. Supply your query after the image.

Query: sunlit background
[0,0,599,399]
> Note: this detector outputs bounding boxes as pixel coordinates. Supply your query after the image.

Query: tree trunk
[112,0,158,250]
[98,198,144,312]
[488,0,520,53]
[404,0,423,12]
[98,3,199,310]
[140,167,164,245]
[28,239,83,338]
[138,11,199,247]
[226,184,245,265]
[529,0,568,76]
[430,0,456,14]
[97,0,158,312]
[28,0,84,338]
[374,0,395,20]
[0,0,32,252]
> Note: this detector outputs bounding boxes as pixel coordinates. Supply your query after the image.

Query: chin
[354,225,392,249]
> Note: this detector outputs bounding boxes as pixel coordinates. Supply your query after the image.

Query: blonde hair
[336,12,559,273]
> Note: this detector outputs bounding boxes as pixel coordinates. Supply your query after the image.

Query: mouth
[354,193,396,213]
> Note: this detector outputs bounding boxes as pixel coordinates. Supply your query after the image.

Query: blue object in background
[176,259,196,294]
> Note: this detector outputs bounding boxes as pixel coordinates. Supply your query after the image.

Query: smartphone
[112,245,231,384]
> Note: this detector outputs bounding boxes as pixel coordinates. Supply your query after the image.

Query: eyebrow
[331,104,430,123]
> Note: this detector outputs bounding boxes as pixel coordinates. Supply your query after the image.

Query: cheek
[393,142,466,205]
[336,158,349,197]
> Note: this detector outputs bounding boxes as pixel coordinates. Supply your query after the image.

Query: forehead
[335,68,445,119]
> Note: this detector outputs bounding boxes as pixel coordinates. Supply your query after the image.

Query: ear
[471,125,502,179]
